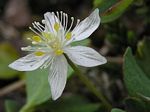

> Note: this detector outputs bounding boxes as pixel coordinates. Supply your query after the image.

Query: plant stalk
[64,54,112,110]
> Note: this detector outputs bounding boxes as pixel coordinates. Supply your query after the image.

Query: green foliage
[0,42,19,79]
[3,0,150,112]
[20,66,74,112]
[5,100,20,112]
[136,39,150,78]
[71,39,90,46]
[94,0,134,23]
[20,69,51,112]
[37,95,100,112]
[94,0,118,13]
[124,97,148,112]
[123,47,150,97]
[111,108,126,112]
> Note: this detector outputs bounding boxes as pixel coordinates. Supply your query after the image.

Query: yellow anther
[42,32,52,40]
[54,23,60,32]
[32,36,41,42]
[34,51,45,56]
[66,32,72,40]
[55,49,64,55]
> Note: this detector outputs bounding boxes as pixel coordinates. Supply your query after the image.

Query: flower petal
[9,53,49,71]
[48,55,68,100]
[71,8,100,42]
[64,46,107,67]
[44,12,63,34]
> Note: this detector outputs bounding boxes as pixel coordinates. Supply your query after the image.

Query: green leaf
[94,0,118,13]
[125,97,147,112]
[137,94,150,111]
[123,47,150,97]
[111,108,126,112]
[94,0,134,23]
[5,100,20,112]
[136,39,150,79]
[37,95,100,112]
[71,39,90,46]
[20,69,50,112]
[138,94,150,101]
[0,42,19,79]
[20,66,74,112]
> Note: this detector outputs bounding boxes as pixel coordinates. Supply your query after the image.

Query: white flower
[9,8,107,100]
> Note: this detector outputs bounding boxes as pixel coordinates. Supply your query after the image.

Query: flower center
[55,49,64,55]
[51,41,64,56]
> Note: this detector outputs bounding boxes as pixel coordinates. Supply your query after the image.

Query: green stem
[65,54,112,110]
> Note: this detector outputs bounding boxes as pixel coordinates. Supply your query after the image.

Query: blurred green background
[0,0,150,112]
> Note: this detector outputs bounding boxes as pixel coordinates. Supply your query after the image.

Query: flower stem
[64,54,112,110]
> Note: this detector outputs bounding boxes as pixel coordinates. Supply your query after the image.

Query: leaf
[125,97,147,112]
[94,0,118,13]
[136,39,150,79]
[111,108,126,112]
[20,66,74,112]
[137,94,150,111]
[37,95,100,112]
[0,42,19,79]
[5,100,20,112]
[94,0,134,23]
[138,94,150,101]
[20,69,50,112]
[71,39,90,46]
[123,47,150,97]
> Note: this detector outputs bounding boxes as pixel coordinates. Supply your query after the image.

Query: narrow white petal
[64,46,107,67]
[48,55,68,100]
[44,12,63,34]
[71,8,100,42]
[9,53,49,71]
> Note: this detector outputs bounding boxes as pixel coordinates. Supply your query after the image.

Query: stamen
[65,17,74,35]
[29,27,42,38]
[65,32,72,40]
[21,46,31,51]
[56,11,60,21]
[52,12,56,23]
[63,13,66,28]
[54,23,60,32]
[60,11,63,24]
[29,27,45,41]
[33,22,43,32]
[74,19,80,30]
[32,36,42,42]
[65,14,68,32]
[55,49,64,55]
[42,20,45,24]
[42,32,53,40]
[34,51,45,56]
[37,22,45,29]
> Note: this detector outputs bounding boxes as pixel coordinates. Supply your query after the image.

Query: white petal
[44,12,63,34]
[9,53,49,71]
[64,46,107,67]
[48,55,68,100]
[71,9,100,42]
